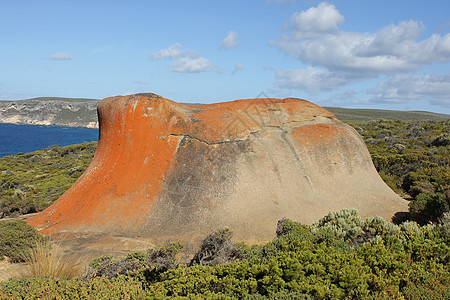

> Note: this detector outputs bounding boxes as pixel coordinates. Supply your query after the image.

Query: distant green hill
[325,107,450,122]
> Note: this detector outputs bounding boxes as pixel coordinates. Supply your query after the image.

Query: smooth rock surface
[27,93,408,243]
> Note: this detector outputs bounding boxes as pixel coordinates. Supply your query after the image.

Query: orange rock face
[27,93,408,243]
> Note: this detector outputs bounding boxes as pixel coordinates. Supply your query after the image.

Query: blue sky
[1,0,449,114]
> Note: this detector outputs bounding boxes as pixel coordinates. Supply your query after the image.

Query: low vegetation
[0,142,96,218]
[0,220,47,263]
[18,239,85,280]
[350,120,449,224]
[0,209,448,298]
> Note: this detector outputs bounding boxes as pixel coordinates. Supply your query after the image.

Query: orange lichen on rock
[292,124,342,146]
[27,95,181,234]
[26,93,408,243]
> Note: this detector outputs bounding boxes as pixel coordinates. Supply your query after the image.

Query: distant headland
[0,97,448,129]
[0,97,100,128]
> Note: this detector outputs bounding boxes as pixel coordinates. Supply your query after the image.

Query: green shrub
[0,220,48,262]
[245,291,312,299]
[275,218,307,238]
[378,171,399,192]
[87,254,145,279]
[432,132,450,147]
[439,212,450,241]
[362,216,400,237]
[311,209,362,240]
[401,262,450,299]
[1,211,449,299]
[312,226,350,251]
[399,220,423,235]
[409,192,449,224]
[238,219,316,260]
[0,275,146,299]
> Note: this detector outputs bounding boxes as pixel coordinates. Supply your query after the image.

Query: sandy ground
[0,232,158,282]
[0,260,27,282]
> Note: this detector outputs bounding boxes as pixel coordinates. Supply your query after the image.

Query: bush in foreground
[1,209,449,299]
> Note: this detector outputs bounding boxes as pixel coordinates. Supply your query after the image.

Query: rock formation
[27,93,408,243]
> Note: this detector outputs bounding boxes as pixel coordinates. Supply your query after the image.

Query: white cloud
[273,20,450,75]
[171,57,216,73]
[232,63,245,74]
[368,73,450,107]
[288,2,344,39]
[430,98,450,108]
[271,2,450,93]
[220,31,240,49]
[149,43,196,59]
[275,66,356,94]
[49,52,72,60]
[335,89,357,100]
[151,43,216,73]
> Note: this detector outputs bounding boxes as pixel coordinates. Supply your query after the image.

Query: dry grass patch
[17,239,86,280]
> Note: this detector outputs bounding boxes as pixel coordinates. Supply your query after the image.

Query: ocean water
[0,123,99,157]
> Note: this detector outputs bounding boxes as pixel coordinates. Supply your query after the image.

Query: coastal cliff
[0,97,100,128]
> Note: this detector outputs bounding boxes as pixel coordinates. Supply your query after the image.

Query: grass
[17,239,85,280]
[0,142,97,218]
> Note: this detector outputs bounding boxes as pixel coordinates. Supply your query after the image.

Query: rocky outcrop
[27,93,408,243]
[0,98,99,128]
